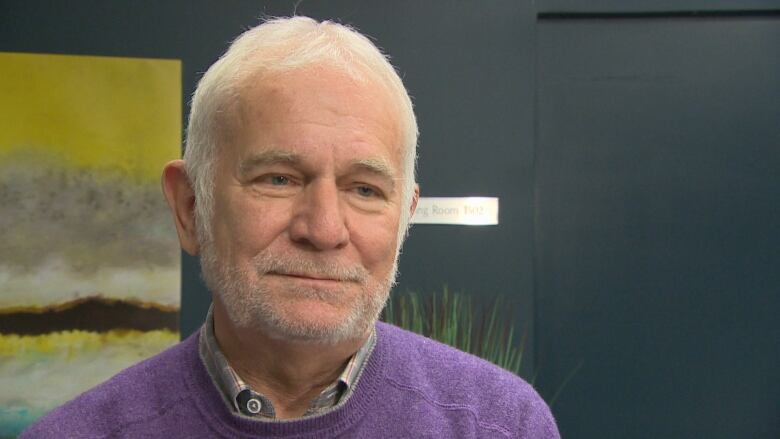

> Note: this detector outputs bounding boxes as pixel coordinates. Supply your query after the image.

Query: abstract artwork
[0,52,181,437]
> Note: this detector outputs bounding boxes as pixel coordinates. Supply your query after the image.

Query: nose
[289,180,349,250]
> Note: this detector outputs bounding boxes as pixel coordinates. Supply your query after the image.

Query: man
[22,16,559,438]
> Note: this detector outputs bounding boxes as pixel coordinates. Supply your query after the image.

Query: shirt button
[246,398,262,414]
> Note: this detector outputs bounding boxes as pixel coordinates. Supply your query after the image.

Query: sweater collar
[197,305,376,419]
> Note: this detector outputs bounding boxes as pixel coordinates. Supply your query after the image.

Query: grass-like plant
[382,286,526,376]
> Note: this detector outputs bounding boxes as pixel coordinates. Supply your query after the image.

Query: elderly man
[22,17,559,438]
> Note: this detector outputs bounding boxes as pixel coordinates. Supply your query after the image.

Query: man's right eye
[269,175,289,186]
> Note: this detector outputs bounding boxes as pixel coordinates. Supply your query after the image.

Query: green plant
[382,287,526,376]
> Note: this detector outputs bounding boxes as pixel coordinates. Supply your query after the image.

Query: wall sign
[411,197,499,225]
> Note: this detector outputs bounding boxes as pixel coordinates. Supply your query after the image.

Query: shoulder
[375,322,559,438]
[20,333,200,439]
[376,321,536,399]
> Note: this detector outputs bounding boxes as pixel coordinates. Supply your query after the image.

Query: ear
[161,160,200,256]
[409,184,420,217]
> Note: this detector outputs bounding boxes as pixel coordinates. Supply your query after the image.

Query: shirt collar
[198,305,376,419]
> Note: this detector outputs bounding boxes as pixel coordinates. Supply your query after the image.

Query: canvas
[0,52,181,438]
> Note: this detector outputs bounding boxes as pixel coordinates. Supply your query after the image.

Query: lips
[279,272,339,281]
[268,271,348,283]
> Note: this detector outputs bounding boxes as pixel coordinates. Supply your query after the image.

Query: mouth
[268,272,346,283]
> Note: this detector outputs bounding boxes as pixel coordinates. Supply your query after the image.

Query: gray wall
[2,1,779,437]
[535,10,780,438]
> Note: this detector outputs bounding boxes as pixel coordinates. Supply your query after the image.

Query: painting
[0,52,181,437]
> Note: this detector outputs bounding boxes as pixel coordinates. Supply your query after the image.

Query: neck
[212,304,369,419]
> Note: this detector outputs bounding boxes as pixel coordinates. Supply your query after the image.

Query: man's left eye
[355,186,377,197]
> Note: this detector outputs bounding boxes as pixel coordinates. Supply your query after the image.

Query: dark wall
[534,8,780,439]
[537,0,780,13]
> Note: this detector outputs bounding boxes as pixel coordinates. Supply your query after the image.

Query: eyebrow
[349,158,399,192]
[237,150,301,177]
[352,158,396,179]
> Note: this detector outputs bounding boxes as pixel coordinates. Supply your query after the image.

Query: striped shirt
[198,306,376,419]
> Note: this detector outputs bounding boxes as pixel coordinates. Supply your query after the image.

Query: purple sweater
[21,322,559,438]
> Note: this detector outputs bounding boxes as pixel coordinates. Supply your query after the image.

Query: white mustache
[250,252,369,283]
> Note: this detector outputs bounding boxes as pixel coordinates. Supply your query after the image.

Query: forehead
[221,66,403,164]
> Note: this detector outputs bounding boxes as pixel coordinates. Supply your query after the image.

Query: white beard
[199,238,397,345]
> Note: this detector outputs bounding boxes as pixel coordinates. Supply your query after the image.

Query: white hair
[184,16,418,248]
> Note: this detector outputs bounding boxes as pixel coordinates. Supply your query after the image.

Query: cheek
[350,214,401,271]
[211,192,292,259]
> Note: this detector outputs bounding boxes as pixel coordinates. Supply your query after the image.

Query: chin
[250,302,378,345]
[214,283,381,344]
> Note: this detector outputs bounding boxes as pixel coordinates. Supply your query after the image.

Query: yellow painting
[0,52,181,437]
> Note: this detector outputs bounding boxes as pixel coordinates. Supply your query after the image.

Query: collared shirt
[198,306,376,419]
